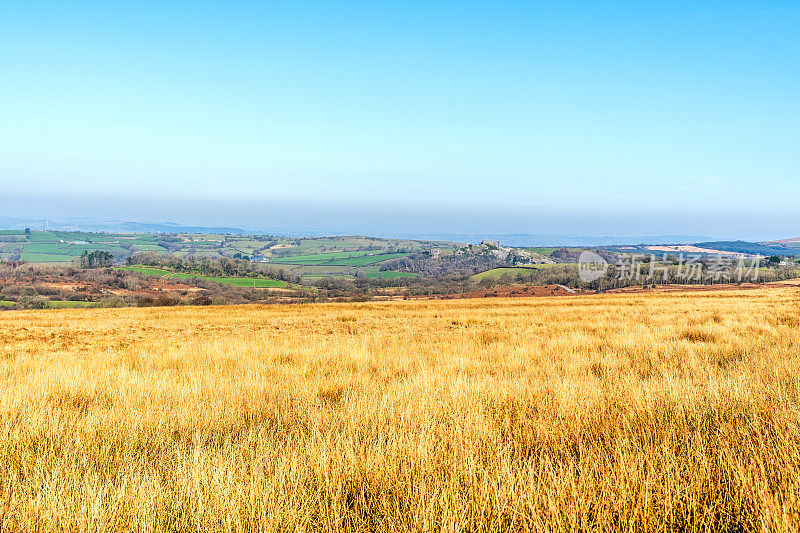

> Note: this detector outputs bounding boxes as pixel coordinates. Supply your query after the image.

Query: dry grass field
[1,287,799,531]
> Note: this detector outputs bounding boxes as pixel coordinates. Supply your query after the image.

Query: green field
[20,252,75,263]
[24,242,124,255]
[45,301,96,309]
[27,231,61,242]
[166,273,286,288]
[118,266,173,277]
[0,243,25,256]
[270,250,377,262]
[320,253,408,266]
[51,232,120,242]
[365,271,418,279]
[272,252,407,266]
[270,250,390,263]
[23,243,72,254]
[0,301,13,308]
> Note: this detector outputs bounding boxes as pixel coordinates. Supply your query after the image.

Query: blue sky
[1,1,798,238]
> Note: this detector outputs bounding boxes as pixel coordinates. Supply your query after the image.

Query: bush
[137,295,180,307]
[17,295,46,309]
[123,278,142,291]
[191,295,213,306]
[20,287,38,297]
[97,297,127,308]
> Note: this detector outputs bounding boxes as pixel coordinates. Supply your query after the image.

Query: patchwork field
[0,287,799,530]
[0,232,438,276]
[271,252,409,266]
[269,251,417,280]
[4,231,166,263]
[269,250,381,263]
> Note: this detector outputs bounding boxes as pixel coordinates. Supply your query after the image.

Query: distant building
[481,240,501,247]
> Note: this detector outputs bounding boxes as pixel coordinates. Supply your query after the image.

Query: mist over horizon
[3,192,798,244]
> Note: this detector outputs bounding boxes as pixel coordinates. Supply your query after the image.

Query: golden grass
[1,288,799,531]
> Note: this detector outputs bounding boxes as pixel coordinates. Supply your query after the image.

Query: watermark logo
[577,251,762,284]
[578,251,609,282]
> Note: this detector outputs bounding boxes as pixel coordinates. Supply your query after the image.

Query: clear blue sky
[1,1,798,238]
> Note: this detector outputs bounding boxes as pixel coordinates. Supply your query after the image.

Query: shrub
[191,295,213,306]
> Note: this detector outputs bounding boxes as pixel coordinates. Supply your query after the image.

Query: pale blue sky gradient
[1,1,798,237]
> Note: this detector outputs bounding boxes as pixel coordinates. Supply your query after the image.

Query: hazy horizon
[3,192,799,243]
[2,2,798,239]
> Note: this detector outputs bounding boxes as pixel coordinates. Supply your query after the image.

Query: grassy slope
[365,271,418,279]
[270,250,379,262]
[27,231,61,242]
[19,252,74,263]
[118,266,173,277]
[45,301,95,309]
[0,288,799,529]
[272,252,408,266]
[166,273,286,288]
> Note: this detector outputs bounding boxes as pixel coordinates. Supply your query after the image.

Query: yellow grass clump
[0,288,799,531]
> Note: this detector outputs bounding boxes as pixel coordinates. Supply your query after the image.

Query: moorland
[0,286,799,530]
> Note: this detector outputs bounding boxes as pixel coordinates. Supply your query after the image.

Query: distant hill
[764,237,800,245]
[394,233,714,247]
[0,217,247,235]
[111,222,247,234]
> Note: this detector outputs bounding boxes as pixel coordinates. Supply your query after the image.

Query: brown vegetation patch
[414,284,581,300]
